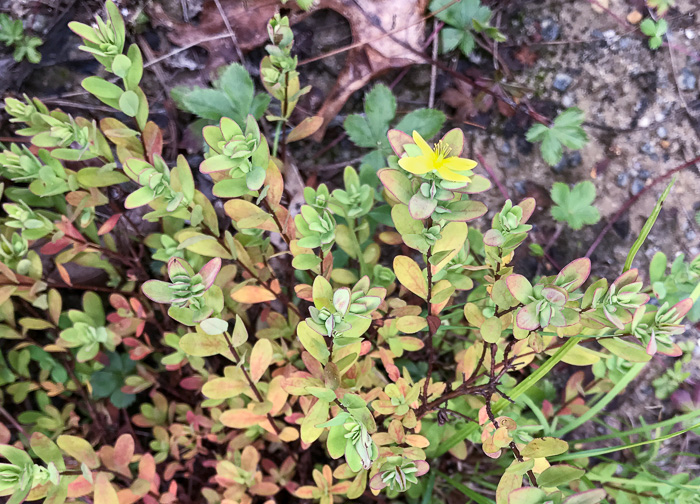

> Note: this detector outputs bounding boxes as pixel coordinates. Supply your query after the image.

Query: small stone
[603,30,619,43]
[591,29,605,40]
[514,181,527,195]
[630,178,645,196]
[679,68,697,91]
[517,136,533,156]
[619,37,634,50]
[568,151,582,167]
[660,140,670,149]
[638,169,650,180]
[627,10,642,24]
[497,141,511,155]
[552,157,568,174]
[687,229,697,242]
[656,126,667,138]
[616,173,629,187]
[640,142,656,156]
[541,18,560,42]
[562,94,574,108]
[686,29,696,40]
[638,116,651,128]
[553,73,573,92]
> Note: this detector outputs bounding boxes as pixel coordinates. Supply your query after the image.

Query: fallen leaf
[159,0,429,140]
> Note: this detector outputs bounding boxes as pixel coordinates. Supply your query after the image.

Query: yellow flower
[398,131,477,182]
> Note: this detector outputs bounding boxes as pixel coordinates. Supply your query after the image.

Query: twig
[0,405,29,438]
[476,153,509,200]
[213,0,247,66]
[428,19,439,109]
[585,154,700,258]
[222,332,282,436]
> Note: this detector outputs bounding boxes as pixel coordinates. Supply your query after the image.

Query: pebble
[657,126,668,138]
[497,141,511,155]
[553,73,573,92]
[638,169,650,180]
[686,29,696,40]
[517,136,534,156]
[514,181,527,195]
[679,68,697,91]
[687,229,697,242]
[638,116,651,128]
[616,173,629,187]
[551,151,583,173]
[630,179,645,196]
[541,18,560,41]
[640,142,656,156]
[568,151,582,167]
[562,94,574,108]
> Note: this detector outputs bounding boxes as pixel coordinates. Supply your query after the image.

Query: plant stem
[346,216,368,277]
[221,331,282,436]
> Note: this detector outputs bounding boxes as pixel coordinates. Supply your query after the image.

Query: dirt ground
[1,0,699,478]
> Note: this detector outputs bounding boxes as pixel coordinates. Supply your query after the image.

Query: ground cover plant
[0,1,699,503]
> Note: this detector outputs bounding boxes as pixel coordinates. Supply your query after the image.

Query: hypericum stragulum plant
[0,3,696,504]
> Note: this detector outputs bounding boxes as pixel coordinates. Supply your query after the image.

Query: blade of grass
[623,176,676,272]
[438,471,496,504]
[574,408,700,444]
[549,421,700,461]
[553,362,646,438]
[420,468,436,504]
[436,337,582,456]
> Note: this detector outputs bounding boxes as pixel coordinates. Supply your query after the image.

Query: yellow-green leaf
[394,256,428,299]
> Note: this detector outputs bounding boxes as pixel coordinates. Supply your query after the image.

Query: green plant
[647,0,675,16]
[0,13,42,63]
[0,3,697,504]
[526,107,588,166]
[640,17,668,49]
[550,181,601,230]
[429,0,505,57]
[649,251,700,321]
[343,84,446,179]
[171,63,271,125]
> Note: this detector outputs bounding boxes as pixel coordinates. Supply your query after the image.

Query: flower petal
[444,157,478,173]
[412,131,435,158]
[437,167,471,182]
[398,156,432,175]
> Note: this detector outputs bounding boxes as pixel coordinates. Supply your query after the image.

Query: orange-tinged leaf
[220,409,267,428]
[250,482,280,496]
[286,116,323,143]
[113,434,134,467]
[97,213,122,235]
[231,285,277,303]
[393,256,428,299]
[405,434,430,448]
[279,427,299,442]
[224,200,277,231]
[250,339,273,383]
[94,472,119,504]
[202,377,247,399]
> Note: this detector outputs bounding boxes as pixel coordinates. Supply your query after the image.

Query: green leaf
[536,464,585,487]
[364,84,396,128]
[344,115,377,148]
[395,108,446,140]
[526,108,587,166]
[519,437,569,458]
[297,321,330,364]
[550,181,600,230]
[119,90,139,117]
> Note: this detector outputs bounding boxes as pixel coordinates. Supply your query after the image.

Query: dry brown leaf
[158,0,429,140]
